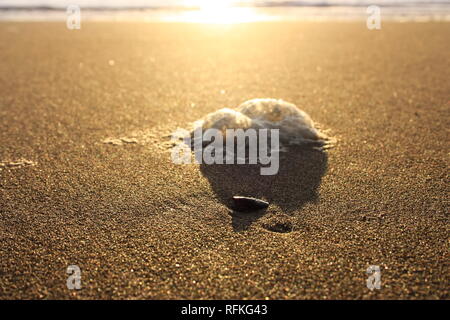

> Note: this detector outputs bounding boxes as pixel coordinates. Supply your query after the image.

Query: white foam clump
[192,98,331,148]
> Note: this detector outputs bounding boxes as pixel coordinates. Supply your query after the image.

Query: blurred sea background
[0,0,449,22]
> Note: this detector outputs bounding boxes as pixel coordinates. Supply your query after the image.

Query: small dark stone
[231,196,269,212]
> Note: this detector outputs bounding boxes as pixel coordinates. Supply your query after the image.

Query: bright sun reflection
[179,0,264,24]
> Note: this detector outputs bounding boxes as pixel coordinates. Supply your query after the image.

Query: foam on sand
[192,98,333,150]
[100,99,334,153]
[102,137,138,146]
[0,159,37,171]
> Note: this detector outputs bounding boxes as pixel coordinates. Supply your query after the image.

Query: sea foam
[191,98,332,150]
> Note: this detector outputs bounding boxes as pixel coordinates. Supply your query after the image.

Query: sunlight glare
[180,0,263,24]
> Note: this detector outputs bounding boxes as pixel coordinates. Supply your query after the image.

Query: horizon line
[1,1,449,11]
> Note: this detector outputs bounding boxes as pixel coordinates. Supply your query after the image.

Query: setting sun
[180,0,263,23]
[185,0,233,10]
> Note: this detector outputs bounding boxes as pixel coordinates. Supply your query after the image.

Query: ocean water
[0,0,449,21]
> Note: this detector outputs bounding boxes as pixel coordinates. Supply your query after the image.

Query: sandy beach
[0,21,449,299]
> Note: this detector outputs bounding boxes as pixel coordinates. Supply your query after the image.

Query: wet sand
[0,22,448,299]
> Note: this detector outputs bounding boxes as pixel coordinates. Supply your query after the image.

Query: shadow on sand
[200,148,328,231]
